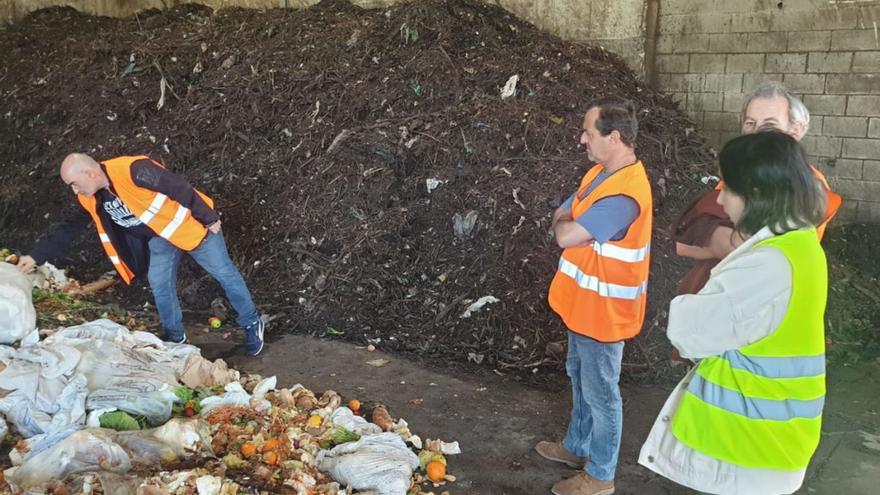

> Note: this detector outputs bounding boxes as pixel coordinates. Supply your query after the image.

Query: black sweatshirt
[30,158,219,275]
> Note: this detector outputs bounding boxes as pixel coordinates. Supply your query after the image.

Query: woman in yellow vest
[639,131,828,495]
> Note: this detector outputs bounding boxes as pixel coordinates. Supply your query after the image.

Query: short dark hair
[587,97,638,147]
[719,131,825,235]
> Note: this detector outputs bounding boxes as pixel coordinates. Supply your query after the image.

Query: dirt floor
[186,318,880,495]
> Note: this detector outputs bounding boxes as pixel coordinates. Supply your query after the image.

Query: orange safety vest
[548,161,654,342]
[715,165,841,239]
[77,156,215,284]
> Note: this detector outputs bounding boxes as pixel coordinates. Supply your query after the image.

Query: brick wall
[655,0,880,222]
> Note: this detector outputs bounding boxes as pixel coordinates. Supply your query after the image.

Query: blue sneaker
[163,332,187,344]
[245,318,265,356]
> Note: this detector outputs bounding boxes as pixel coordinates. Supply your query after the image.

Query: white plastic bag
[199,377,275,414]
[178,353,239,388]
[0,354,88,437]
[10,425,81,466]
[67,333,178,387]
[0,393,52,438]
[196,475,222,495]
[113,419,212,466]
[52,321,180,424]
[146,418,213,457]
[0,342,84,437]
[7,420,212,491]
[6,429,131,491]
[329,407,382,436]
[500,74,519,99]
[86,384,177,425]
[198,381,251,414]
[49,318,132,342]
[50,319,199,424]
[316,432,420,495]
[251,375,276,399]
[48,318,198,369]
[27,261,69,290]
[0,263,37,344]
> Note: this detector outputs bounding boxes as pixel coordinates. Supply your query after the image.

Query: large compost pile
[0,0,714,378]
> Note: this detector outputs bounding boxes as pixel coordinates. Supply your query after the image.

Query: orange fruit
[262,438,279,452]
[263,451,278,464]
[426,460,446,482]
[240,442,257,457]
[348,399,361,412]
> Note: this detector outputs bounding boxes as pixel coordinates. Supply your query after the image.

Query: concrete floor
[192,326,880,495]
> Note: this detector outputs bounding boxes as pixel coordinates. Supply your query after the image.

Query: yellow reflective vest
[671,228,827,471]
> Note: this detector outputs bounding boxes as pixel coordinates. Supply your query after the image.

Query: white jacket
[639,227,809,495]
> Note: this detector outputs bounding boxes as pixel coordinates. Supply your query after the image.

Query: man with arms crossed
[536,98,653,495]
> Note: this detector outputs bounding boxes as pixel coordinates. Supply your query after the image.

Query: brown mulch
[0,0,715,382]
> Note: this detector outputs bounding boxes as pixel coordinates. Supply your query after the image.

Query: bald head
[60,153,107,196]
[60,153,100,176]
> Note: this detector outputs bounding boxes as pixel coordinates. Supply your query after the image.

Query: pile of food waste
[0,257,459,495]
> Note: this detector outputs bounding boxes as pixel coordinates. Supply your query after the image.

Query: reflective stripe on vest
[591,240,651,263]
[158,203,191,240]
[686,373,825,421]
[138,193,168,224]
[671,229,827,471]
[557,257,648,300]
[78,194,136,284]
[721,350,825,379]
[102,156,213,251]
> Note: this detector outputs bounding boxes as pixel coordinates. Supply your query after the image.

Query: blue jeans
[562,332,625,481]
[147,232,258,340]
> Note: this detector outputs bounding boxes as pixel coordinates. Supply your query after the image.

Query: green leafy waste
[318,426,360,449]
[171,385,226,416]
[172,385,194,403]
[99,410,142,431]
[31,287,127,327]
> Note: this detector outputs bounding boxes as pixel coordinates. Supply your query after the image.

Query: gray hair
[741,81,811,134]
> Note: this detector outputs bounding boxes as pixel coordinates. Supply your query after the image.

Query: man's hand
[554,219,594,248]
[551,206,594,248]
[551,206,572,228]
[207,220,222,234]
[676,226,746,261]
[706,225,745,259]
[16,255,37,274]
[675,241,715,260]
